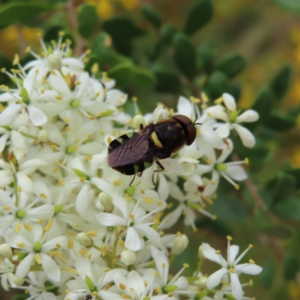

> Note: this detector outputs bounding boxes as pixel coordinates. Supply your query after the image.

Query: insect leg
[152,161,165,185]
[137,171,144,177]
[129,174,136,186]
[155,160,165,172]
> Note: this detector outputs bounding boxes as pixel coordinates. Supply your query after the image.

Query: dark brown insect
[107,115,199,185]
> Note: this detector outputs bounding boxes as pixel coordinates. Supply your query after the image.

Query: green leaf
[262,225,293,239]
[161,24,177,44]
[195,218,231,236]
[196,44,214,73]
[91,33,130,67]
[284,252,300,280]
[153,68,181,93]
[270,65,292,102]
[272,196,300,221]
[215,54,246,78]
[183,0,213,35]
[141,4,161,28]
[252,87,274,123]
[206,70,230,99]
[107,61,135,86]
[213,195,247,222]
[265,110,297,131]
[12,295,28,300]
[77,4,98,39]
[133,67,156,88]
[272,0,300,16]
[173,33,196,80]
[272,172,296,205]
[286,168,300,188]
[260,259,276,288]
[102,17,145,55]
[0,1,55,29]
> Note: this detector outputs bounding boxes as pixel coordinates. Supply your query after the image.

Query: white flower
[201,237,262,300]
[5,224,68,282]
[199,140,247,195]
[96,197,163,251]
[23,33,85,78]
[0,190,54,235]
[205,93,259,148]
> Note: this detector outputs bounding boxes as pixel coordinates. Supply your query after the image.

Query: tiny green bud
[71,99,80,108]
[34,241,42,253]
[215,163,227,171]
[47,53,62,70]
[101,109,114,117]
[21,87,30,105]
[163,285,178,293]
[98,192,114,212]
[229,109,238,123]
[0,243,12,258]
[38,129,49,142]
[85,275,97,292]
[126,185,136,196]
[54,204,63,215]
[66,145,78,154]
[198,275,208,288]
[120,249,136,266]
[72,168,90,180]
[12,274,24,286]
[16,210,27,218]
[172,233,189,255]
[76,232,93,247]
[198,244,205,259]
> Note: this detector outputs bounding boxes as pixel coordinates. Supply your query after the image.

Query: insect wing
[108,131,153,167]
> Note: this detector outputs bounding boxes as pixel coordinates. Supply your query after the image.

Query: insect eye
[172,114,197,146]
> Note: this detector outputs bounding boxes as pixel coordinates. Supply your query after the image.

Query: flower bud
[98,192,114,212]
[198,275,208,288]
[132,115,145,130]
[38,129,49,142]
[47,53,62,70]
[198,244,205,259]
[172,233,188,255]
[76,232,93,247]
[120,250,136,265]
[12,274,24,286]
[0,244,12,258]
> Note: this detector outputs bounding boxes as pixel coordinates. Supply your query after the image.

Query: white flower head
[205,93,259,148]
[201,237,262,300]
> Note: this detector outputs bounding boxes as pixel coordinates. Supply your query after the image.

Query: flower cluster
[0,34,261,300]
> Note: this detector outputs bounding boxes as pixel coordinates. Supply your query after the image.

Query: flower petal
[236,109,259,123]
[177,96,194,117]
[225,166,247,181]
[215,123,230,139]
[125,227,142,251]
[229,272,243,300]
[228,245,239,264]
[27,105,47,126]
[233,124,256,148]
[40,253,61,282]
[206,268,228,289]
[201,243,227,266]
[96,213,126,227]
[223,93,236,111]
[0,104,22,125]
[16,253,34,278]
[235,263,263,275]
